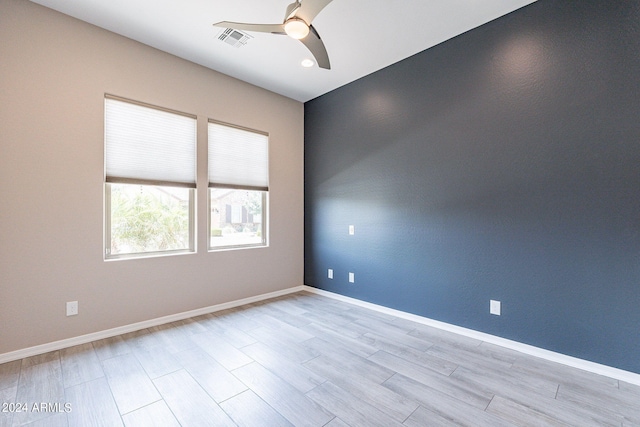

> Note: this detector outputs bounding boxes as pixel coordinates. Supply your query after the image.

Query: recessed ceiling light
[301,58,314,68]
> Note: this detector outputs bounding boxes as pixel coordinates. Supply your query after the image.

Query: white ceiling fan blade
[284,1,302,21]
[213,21,286,35]
[300,25,330,69]
[295,0,333,24]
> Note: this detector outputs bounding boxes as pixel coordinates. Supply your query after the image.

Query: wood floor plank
[370,351,493,409]
[232,362,334,427]
[368,350,457,378]
[0,360,21,392]
[269,298,311,316]
[302,338,395,384]
[426,342,514,375]
[174,346,247,403]
[303,354,418,422]
[213,309,262,332]
[358,333,457,376]
[291,294,352,316]
[453,365,619,427]
[301,309,358,329]
[91,336,131,362]
[121,401,180,427]
[153,369,235,427]
[619,380,640,396]
[300,305,360,326]
[556,382,640,424]
[219,390,294,427]
[131,346,181,380]
[202,319,258,349]
[101,353,161,415]
[297,313,362,340]
[486,395,570,427]
[146,323,196,354]
[344,306,402,324]
[168,318,209,336]
[241,342,326,393]
[187,313,223,331]
[383,373,515,427]
[322,417,350,427]
[13,357,65,426]
[451,364,559,400]
[190,331,253,371]
[510,352,619,391]
[255,314,316,343]
[240,301,278,318]
[119,329,159,352]
[0,386,16,427]
[20,351,60,369]
[352,315,416,336]
[255,306,313,329]
[66,377,123,427]
[476,341,523,365]
[407,324,483,350]
[360,328,434,352]
[60,343,104,388]
[305,381,404,427]
[301,323,378,358]
[403,405,460,427]
[246,326,320,364]
[21,412,69,427]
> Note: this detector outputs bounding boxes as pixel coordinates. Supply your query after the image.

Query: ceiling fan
[213,0,334,69]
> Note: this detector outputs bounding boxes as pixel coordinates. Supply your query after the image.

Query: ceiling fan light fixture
[301,58,315,68]
[284,18,309,39]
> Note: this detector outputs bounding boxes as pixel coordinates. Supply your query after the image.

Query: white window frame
[104,95,197,260]
[207,120,269,251]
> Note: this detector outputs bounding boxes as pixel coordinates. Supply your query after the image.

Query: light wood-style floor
[1,291,639,427]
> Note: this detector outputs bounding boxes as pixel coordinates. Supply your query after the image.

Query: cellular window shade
[105,97,196,188]
[208,121,269,191]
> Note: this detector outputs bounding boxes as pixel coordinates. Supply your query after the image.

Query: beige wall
[0,0,304,354]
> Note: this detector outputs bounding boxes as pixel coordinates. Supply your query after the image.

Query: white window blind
[105,96,196,188]
[208,121,269,191]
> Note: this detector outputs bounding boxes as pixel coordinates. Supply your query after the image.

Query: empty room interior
[1,0,640,425]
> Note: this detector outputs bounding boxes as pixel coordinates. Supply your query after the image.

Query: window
[104,96,196,259]
[208,120,268,250]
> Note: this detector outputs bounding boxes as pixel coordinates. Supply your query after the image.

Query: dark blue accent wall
[304,0,640,373]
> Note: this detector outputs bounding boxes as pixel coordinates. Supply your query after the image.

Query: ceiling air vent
[218,28,253,48]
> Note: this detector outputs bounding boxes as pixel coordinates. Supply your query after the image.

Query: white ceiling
[30,0,536,102]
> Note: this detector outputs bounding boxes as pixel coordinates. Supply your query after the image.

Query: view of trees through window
[108,183,191,256]
[210,188,265,248]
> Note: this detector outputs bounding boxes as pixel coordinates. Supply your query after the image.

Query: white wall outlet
[349,272,355,283]
[66,301,78,316]
[348,225,355,235]
[328,269,333,279]
[490,300,501,316]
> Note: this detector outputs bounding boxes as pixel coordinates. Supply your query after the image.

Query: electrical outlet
[348,225,355,235]
[328,269,333,279]
[490,300,501,316]
[66,301,78,316]
[349,272,355,283]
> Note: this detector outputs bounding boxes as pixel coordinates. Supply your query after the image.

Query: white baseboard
[302,285,640,387]
[0,286,305,365]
